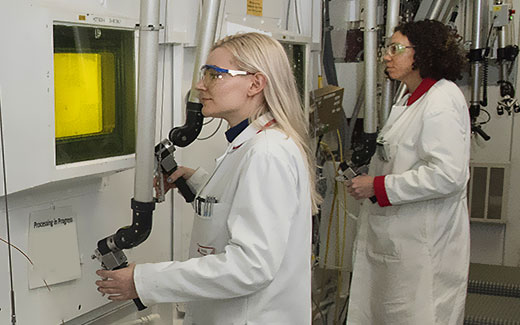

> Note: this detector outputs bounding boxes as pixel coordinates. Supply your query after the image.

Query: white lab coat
[347,79,471,325]
[134,114,312,325]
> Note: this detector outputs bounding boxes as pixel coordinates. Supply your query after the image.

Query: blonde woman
[96,32,319,324]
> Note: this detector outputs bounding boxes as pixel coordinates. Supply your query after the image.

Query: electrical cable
[320,141,338,268]
[333,196,340,321]
[509,15,516,76]
[337,185,348,317]
[481,57,489,107]
[217,0,227,39]
[339,295,349,323]
[197,118,223,140]
[318,29,325,86]
[480,20,496,107]
[0,237,33,265]
[334,129,348,323]
[0,237,51,291]
[0,90,16,325]
[158,0,169,139]
[335,133,343,272]
[485,19,495,50]
[318,146,351,270]
[315,134,324,160]
[335,187,340,264]
[506,57,515,77]
[203,117,215,125]
[335,182,349,318]
[158,44,167,138]
[294,0,302,34]
[316,141,339,325]
[311,294,327,325]
[477,108,492,125]
[286,0,291,30]
[336,203,358,220]
[318,141,353,270]
[322,0,338,86]
[337,129,343,162]
[318,136,351,323]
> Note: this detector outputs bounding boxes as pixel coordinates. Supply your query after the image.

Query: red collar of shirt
[407,78,438,106]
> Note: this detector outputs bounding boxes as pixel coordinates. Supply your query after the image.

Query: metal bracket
[92,247,128,271]
[135,23,164,31]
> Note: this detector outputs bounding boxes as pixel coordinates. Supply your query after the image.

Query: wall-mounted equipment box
[53,24,136,165]
[310,85,345,135]
[0,1,140,195]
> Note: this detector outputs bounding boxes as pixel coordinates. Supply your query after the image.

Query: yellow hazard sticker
[247,0,263,17]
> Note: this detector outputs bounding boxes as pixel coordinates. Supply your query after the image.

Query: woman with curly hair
[346,20,470,324]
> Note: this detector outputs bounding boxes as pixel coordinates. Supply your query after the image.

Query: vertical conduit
[497,23,508,82]
[188,0,222,103]
[134,0,161,202]
[470,0,484,111]
[380,0,400,124]
[427,0,445,20]
[364,0,378,134]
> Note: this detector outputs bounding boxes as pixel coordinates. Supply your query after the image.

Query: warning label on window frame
[247,0,263,16]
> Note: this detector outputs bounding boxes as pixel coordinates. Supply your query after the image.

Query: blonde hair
[212,32,321,213]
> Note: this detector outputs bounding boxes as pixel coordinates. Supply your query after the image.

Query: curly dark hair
[394,19,466,81]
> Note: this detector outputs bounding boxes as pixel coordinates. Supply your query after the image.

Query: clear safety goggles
[199,64,251,87]
[384,43,414,56]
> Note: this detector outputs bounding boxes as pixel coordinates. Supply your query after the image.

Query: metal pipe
[427,0,445,20]
[134,0,161,203]
[498,26,507,80]
[380,0,400,124]
[470,0,484,108]
[168,0,221,148]
[472,0,484,51]
[440,0,459,23]
[364,0,378,133]
[188,0,221,103]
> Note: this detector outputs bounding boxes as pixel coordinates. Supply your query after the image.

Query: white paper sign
[28,206,81,289]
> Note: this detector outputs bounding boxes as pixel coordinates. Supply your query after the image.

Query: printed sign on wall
[28,206,81,289]
[247,0,263,16]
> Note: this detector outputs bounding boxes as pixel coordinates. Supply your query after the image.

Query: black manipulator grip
[174,175,195,203]
[133,298,147,311]
[113,262,147,311]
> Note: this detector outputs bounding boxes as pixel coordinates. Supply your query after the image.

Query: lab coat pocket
[373,142,397,174]
[396,202,429,246]
[192,202,231,254]
[366,213,400,260]
[187,297,247,325]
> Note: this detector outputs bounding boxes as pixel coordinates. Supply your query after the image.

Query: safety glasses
[385,43,414,56]
[199,64,251,86]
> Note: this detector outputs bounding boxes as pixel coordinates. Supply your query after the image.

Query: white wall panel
[0,1,174,323]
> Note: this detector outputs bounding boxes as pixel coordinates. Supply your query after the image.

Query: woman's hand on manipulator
[346,175,375,200]
[96,263,138,302]
[153,166,196,196]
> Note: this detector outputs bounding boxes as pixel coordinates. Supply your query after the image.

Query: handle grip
[174,176,195,203]
[471,125,491,141]
[112,263,147,311]
[133,297,147,311]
